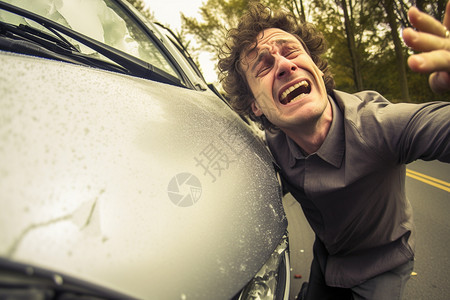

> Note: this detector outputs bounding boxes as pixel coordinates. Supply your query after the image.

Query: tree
[381,0,410,101]
[181,0,290,56]
[336,0,364,91]
[415,0,448,21]
[125,0,154,19]
[279,0,308,22]
[181,0,449,101]
[311,0,365,92]
[181,0,253,54]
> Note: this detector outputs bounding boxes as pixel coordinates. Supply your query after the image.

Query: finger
[407,50,450,73]
[408,6,447,36]
[444,1,450,29]
[402,28,450,52]
[429,71,450,94]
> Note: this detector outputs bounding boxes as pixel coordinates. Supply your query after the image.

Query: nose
[276,56,297,80]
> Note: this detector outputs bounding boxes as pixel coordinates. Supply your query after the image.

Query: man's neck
[282,100,333,155]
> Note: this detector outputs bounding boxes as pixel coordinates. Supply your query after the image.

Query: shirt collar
[286,95,345,168]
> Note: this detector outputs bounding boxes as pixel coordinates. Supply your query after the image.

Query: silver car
[0,0,290,299]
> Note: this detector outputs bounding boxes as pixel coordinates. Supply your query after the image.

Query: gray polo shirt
[266,90,450,288]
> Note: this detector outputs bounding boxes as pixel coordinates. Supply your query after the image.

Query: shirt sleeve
[353,91,450,164]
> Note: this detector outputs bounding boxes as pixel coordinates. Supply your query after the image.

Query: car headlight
[238,235,290,300]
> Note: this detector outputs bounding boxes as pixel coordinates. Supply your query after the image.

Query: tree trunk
[383,0,410,101]
[294,0,306,22]
[339,0,364,91]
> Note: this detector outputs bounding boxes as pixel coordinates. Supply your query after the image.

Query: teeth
[280,80,309,103]
[290,93,307,103]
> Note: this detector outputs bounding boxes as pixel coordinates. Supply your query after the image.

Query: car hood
[0,52,287,299]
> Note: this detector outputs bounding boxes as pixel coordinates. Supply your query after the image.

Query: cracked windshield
[0,0,178,77]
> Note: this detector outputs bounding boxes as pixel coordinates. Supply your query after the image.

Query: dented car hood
[0,52,287,299]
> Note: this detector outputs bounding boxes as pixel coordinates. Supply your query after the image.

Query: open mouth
[279,80,311,105]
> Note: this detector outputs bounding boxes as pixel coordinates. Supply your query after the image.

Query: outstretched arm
[402,1,450,94]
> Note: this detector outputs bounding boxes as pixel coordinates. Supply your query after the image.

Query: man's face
[241,28,329,131]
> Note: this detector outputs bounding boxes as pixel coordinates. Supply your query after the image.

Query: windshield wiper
[0,20,77,52]
[0,1,183,87]
[0,20,133,73]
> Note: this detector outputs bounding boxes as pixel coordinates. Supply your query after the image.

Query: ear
[251,100,263,117]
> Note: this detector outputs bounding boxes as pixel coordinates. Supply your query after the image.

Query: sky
[142,0,219,83]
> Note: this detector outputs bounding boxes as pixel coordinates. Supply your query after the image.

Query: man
[218,2,450,299]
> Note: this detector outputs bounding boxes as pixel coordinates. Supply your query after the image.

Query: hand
[402,1,450,94]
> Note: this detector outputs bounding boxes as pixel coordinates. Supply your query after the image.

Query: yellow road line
[406,169,450,192]
[407,169,450,187]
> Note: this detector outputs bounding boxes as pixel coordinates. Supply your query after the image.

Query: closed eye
[284,49,301,59]
[255,55,274,77]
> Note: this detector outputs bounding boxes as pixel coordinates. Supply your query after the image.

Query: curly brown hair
[218,2,335,131]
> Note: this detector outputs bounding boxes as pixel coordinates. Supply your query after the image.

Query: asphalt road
[284,160,450,300]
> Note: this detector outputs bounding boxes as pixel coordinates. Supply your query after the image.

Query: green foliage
[180,0,251,53]
[415,0,448,21]
[306,0,448,102]
[125,0,153,19]
[136,0,449,102]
